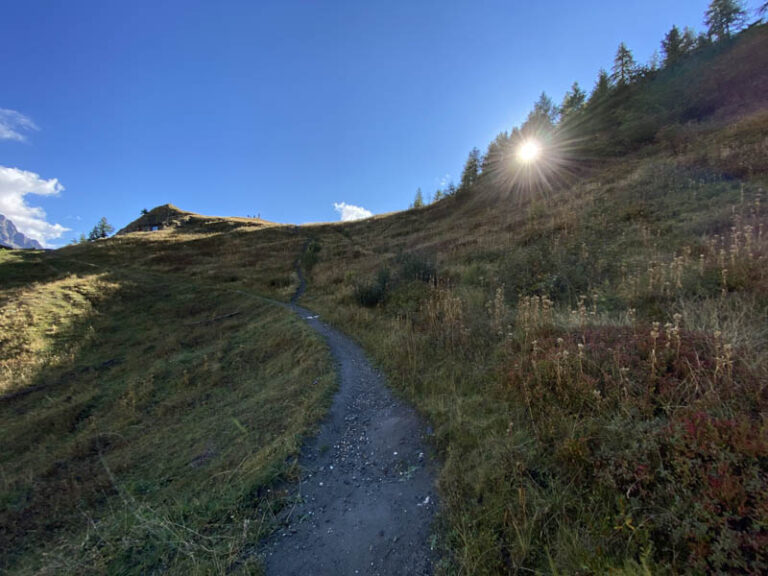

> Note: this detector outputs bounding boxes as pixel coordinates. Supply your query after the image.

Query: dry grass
[0,249,335,575]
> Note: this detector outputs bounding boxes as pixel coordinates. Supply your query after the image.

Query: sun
[517,139,542,164]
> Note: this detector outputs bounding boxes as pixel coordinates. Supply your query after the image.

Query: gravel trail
[261,263,438,575]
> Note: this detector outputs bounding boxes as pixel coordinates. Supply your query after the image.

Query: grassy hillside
[2,21,767,576]
[0,248,335,574]
[300,154,767,574]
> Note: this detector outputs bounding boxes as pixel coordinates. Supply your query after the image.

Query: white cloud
[333,202,373,222]
[0,109,38,142]
[0,166,69,247]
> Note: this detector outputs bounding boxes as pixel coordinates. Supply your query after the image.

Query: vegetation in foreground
[0,249,335,574]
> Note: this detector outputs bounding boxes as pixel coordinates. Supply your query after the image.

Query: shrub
[354,267,390,307]
[396,251,436,283]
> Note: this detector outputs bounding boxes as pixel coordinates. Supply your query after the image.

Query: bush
[354,268,390,307]
[301,239,321,272]
[396,251,436,283]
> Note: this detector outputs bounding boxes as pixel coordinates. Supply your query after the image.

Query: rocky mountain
[0,214,43,249]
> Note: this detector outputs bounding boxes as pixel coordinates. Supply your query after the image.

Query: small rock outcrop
[116,204,193,235]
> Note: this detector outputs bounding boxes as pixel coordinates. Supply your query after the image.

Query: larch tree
[522,92,559,135]
[661,25,684,66]
[588,69,612,104]
[705,0,747,40]
[611,42,637,86]
[88,217,114,241]
[411,188,424,209]
[560,82,587,121]
[459,148,482,192]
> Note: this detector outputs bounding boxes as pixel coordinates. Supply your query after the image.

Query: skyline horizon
[1,0,764,247]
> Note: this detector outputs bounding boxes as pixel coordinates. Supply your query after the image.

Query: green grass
[0,252,335,575]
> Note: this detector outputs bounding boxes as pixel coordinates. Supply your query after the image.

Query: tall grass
[0,255,335,575]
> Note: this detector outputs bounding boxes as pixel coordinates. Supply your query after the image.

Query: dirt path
[260,264,438,574]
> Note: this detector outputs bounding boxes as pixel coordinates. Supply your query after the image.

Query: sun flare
[517,140,542,164]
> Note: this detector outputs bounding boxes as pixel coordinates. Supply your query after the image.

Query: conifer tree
[88,217,114,241]
[588,69,611,104]
[661,26,684,66]
[459,148,482,192]
[705,0,746,40]
[560,82,586,120]
[482,132,510,173]
[523,92,559,132]
[611,43,637,86]
[411,188,424,209]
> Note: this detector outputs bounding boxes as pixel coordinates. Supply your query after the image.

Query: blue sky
[0,0,763,246]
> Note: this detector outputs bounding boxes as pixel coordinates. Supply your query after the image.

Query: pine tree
[88,217,114,241]
[705,0,747,40]
[459,148,482,192]
[560,82,586,120]
[611,43,637,86]
[433,189,444,203]
[411,188,424,209]
[661,26,684,66]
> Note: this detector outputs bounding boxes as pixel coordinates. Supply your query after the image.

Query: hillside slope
[0,250,336,574]
[2,22,767,576]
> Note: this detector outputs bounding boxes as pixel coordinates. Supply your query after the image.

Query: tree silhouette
[88,217,114,241]
[588,69,612,104]
[411,188,424,209]
[705,0,746,40]
[523,92,559,133]
[560,82,586,120]
[611,43,637,86]
[661,26,684,66]
[460,148,482,192]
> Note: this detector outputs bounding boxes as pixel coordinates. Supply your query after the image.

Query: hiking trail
[260,256,438,575]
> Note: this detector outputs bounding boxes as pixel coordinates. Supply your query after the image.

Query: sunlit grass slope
[0,247,335,575]
[290,30,768,574]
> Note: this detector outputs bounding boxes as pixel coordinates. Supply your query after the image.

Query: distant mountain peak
[0,214,43,249]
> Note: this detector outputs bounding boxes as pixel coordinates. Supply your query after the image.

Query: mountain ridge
[0,214,43,250]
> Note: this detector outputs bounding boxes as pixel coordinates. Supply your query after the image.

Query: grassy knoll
[0,248,335,575]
